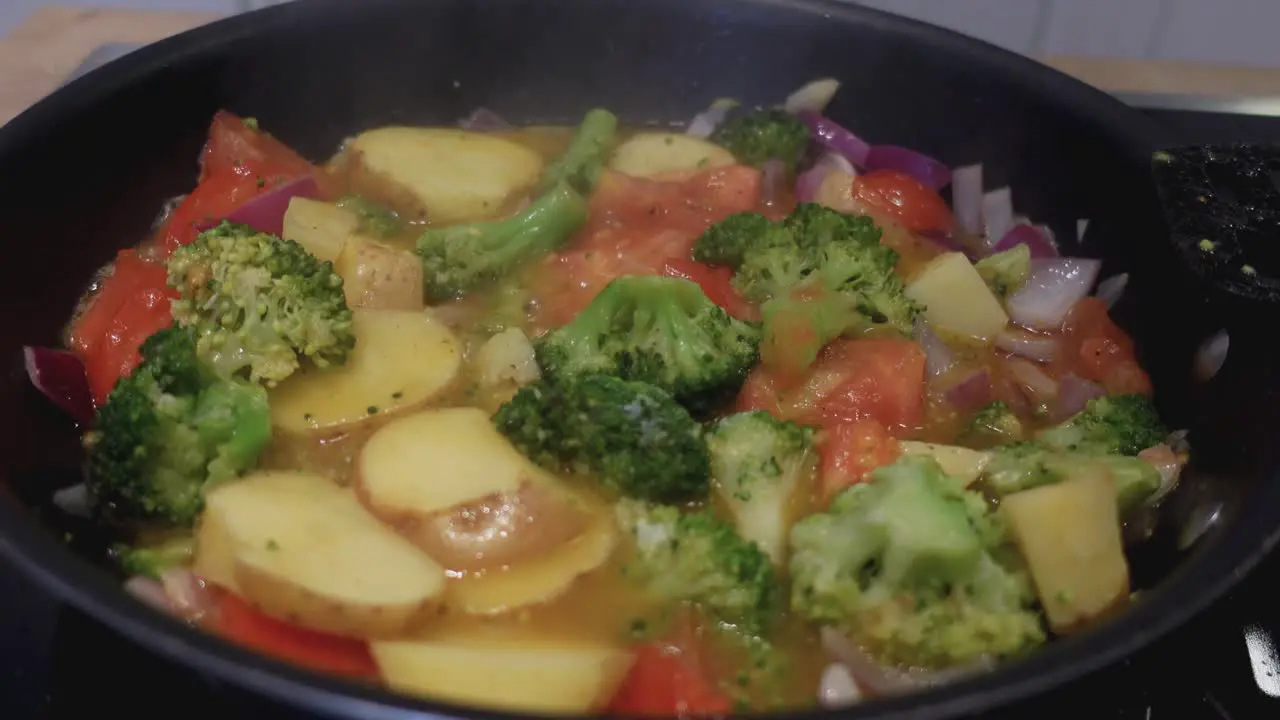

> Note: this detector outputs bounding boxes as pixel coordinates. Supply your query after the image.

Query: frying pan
[0,0,1275,718]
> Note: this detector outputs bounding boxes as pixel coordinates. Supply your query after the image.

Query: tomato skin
[662,257,758,322]
[607,643,733,717]
[851,169,955,235]
[820,419,901,501]
[214,591,380,680]
[1060,297,1152,396]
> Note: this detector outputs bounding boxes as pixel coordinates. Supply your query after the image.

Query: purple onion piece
[991,223,1059,259]
[458,107,514,131]
[1006,257,1103,331]
[950,164,984,237]
[864,145,952,191]
[943,367,993,411]
[1055,373,1106,420]
[796,110,870,167]
[760,158,788,207]
[24,346,94,425]
[193,175,321,237]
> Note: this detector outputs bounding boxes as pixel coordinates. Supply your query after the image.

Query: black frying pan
[0,0,1276,718]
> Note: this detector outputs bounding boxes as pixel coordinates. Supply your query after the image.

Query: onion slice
[797,110,870,167]
[784,78,841,114]
[795,153,855,203]
[458,107,512,131]
[1055,373,1105,420]
[981,188,1015,251]
[1004,356,1060,406]
[194,174,321,237]
[951,164,984,237]
[24,346,94,425]
[760,158,788,207]
[686,99,737,138]
[820,627,994,696]
[993,327,1059,363]
[941,367,993,411]
[1094,273,1129,309]
[1005,257,1102,331]
[991,223,1058,259]
[52,483,92,518]
[159,567,216,621]
[865,145,952,191]
[818,663,862,708]
[124,576,173,614]
[913,320,956,379]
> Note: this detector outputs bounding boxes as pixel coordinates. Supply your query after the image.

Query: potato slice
[905,251,1010,340]
[269,309,461,437]
[356,407,591,570]
[898,441,991,486]
[197,470,446,637]
[281,197,357,263]
[446,509,618,615]
[608,132,735,179]
[372,638,634,713]
[1001,473,1131,634]
[348,127,543,225]
[335,237,424,311]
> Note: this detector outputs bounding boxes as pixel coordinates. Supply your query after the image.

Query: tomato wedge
[214,591,379,680]
[1059,297,1152,396]
[820,419,901,501]
[662,257,758,322]
[607,643,733,718]
[850,169,955,235]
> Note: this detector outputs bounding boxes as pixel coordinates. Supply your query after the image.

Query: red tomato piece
[607,643,733,718]
[850,169,955,235]
[661,257,758,322]
[200,111,315,185]
[820,419,901,501]
[214,591,380,680]
[1060,297,1152,396]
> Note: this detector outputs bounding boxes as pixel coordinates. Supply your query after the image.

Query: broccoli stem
[538,108,619,195]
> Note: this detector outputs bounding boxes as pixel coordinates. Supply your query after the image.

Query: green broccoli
[616,498,778,636]
[709,108,811,174]
[974,243,1031,299]
[112,535,195,579]
[980,442,1163,514]
[416,182,589,301]
[534,275,760,412]
[336,195,404,238]
[961,400,1026,448]
[789,455,1045,669]
[693,203,921,335]
[84,326,271,527]
[758,285,866,377]
[167,221,354,386]
[706,411,816,564]
[1034,394,1167,456]
[537,108,619,195]
[494,374,710,503]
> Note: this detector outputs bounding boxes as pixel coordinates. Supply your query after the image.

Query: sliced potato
[905,251,1010,341]
[899,441,991,486]
[281,197,357,263]
[608,132,735,178]
[197,470,447,637]
[349,127,544,225]
[335,237,424,311]
[446,509,618,615]
[268,309,461,437]
[1001,473,1130,634]
[371,639,634,714]
[356,407,591,570]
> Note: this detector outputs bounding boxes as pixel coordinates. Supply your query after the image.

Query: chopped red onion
[1138,443,1188,507]
[913,320,956,379]
[1095,273,1128,309]
[797,110,870,167]
[818,663,862,708]
[795,153,855,203]
[820,627,994,696]
[981,187,1014,251]
[24,346,94,424]
[159,567,216,621]
[942,367,993,411]
[1005,257,1102,331]
[1055,373,1105,420]
[194,175,321,237]
[1077,218,1091,243]
[124,576,173,614]
[951,164,984,237]
[865,145,951,191]
[52,483,91,518]
[459,108,512,131]
[783,78,841,114]
[760,158,788,207]
[1004,356,1060,406]
[686,99,737,139]
[1193,329,1229,381]
[994,327,1059,362]
[991,223,1059,259]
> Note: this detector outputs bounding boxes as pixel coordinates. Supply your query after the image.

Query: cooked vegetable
[113,535,195,579]
[167,221,355,386]
[281,197,357,263]
[1035,394,1167,456]
[371,639,634,714]
[494,374,710,503]
[1001,473,1130,634]
[615,498,778,636]
[710,108,811,173]
[706,411,816,564]
[85,326,271,527]
[789,455,1045,669]
[961,400,1026,448]
[267,309,461,436]
[355,407,591,571]
[195,469,447,638]
[981,442,1162,513]
[537,108,619,194]
[897,441,991,486]
[974,243,1032,299]
[416,182,589,301]
[334,237,423,311]
[534,275,760,411]
[336,195,404,238]
[608,132,735,178]
[905,251,1009,340]
[348,127,544,225]
[474,327,541,389]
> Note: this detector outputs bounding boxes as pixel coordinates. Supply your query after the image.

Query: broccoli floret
[84,326,272,527]
[974,243,1031,299]
[416,182,589,301]
[494,374,710,503]
[707,411,816,564]
[789,455,1045,669]
[336,195,403,238]
[537,108,619,195]
[1035,394,1167,456]
[112,535,194,579]
[616,498,778,635]
[759,286,866,377]
[709,108,811,174]
[167,221,354,386]
[981,442,1163,514]
[693,204,921,335]
[534,275,760,412]
[962,401,1026,448]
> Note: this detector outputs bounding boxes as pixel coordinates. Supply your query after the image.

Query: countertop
[8,7,1280,126]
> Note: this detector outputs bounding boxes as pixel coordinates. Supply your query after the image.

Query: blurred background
[4,0,1280,69]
